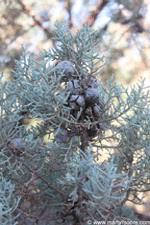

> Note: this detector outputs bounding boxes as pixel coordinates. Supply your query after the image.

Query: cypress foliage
[0,22,150,224]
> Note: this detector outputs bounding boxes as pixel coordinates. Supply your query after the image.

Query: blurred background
[0,0,150,85]
[0,0,150,219]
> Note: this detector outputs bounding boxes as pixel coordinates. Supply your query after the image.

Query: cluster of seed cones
[54,60,104,144]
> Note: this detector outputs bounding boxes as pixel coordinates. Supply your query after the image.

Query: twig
[17,208,39,220]
[66,0,73,28]
[80,130,89,151]
[83,0,109,26]
[5,143,69,198]
[16,0,54,39]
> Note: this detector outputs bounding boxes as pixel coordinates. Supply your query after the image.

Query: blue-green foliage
[0,22,150,224]
[0,177,20,225]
